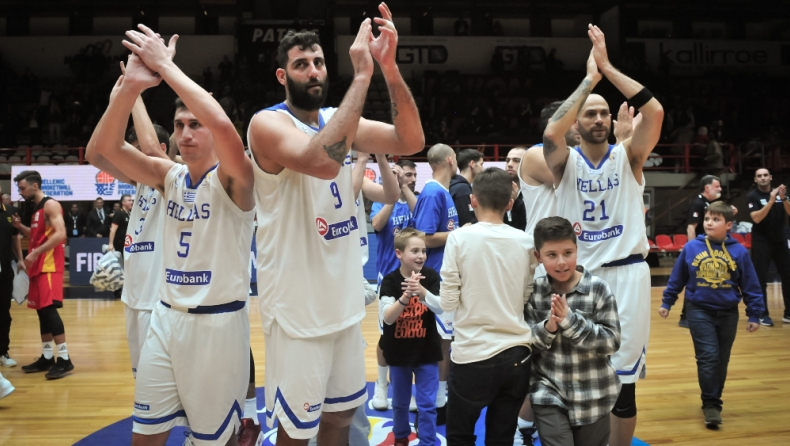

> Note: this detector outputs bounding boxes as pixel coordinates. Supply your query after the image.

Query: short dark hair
[13,170,42,187]
[395,159,417,169]
[706,201,734,223]
[120,194,132,202]
[457,149,484,171]
[534,216,577,251]
[127,124,171,148]
[277,31,322,68]
[540,101,564,131]
[700,175,720,191]
[471,167,512,212]
[174,97,188,113]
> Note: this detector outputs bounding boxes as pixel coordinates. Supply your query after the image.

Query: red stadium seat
[744,232,752,249]
[655,234,679,251]
[732,233,747,247]
[673,234,688,249]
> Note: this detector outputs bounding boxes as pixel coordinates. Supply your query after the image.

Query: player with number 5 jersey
[543,25,664,446]
[246,5,424,442]
[89,26,256,445]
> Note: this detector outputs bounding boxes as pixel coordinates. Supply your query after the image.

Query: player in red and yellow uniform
[13,170,73,379]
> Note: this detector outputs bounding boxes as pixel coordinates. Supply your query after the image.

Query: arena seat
[673,234,688,249]
[744,232,752,249]
[732,233,748,247]
[655,234,679,251]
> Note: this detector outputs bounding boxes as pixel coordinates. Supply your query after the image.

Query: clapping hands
[545,294,569,333]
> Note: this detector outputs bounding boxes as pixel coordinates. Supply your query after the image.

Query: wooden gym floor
[1,287,789,445]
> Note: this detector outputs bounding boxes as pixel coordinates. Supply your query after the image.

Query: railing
[0,147,86,168]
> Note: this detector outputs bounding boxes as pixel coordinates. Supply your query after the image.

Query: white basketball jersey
[250,105,366,339]
[161,164,255,308]
[520,180,556,238]
[121,184,165,310]
[555,144,649,271]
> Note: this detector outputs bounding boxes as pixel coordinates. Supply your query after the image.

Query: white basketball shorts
[132,301,250,445]
[124,306,152,378]
[263,319,367,439]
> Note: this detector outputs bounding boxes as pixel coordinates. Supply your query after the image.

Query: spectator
[440,167,536,445]
[504,147,527,231]
[450,149,484,226]
[704,132,725,175]
[747,168,790,327]
[85,197,109,238]
[218,55,233,85]
[108,202,121,221]
[66,204,86,238]
[2,194,15,211]
[0,182,24,368]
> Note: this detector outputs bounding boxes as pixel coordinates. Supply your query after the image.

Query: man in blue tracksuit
[659,201,764,428]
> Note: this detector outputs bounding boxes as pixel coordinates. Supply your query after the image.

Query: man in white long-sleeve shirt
[439,167,537,445]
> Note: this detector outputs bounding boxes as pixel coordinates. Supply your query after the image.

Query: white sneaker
[409,395,418,412]
[372,380,389,410]
[435,392,447,408]
[0,355,17,367]
[0,374,14,399]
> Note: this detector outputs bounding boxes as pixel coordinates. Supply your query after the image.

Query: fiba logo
[447,219,455,231]
[364,168,377,182]
[95,171,116,196]
[124,235,133,247]
[573,221,582,236]
[316,218,329,236]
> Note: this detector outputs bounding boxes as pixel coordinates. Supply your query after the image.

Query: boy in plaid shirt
[525,217,621,446]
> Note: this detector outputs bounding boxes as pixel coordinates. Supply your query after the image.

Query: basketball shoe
[238,418,263,446]
[372,379,389,410]
[0,354,16,367]
[45,357,74,379]
[0,373,14,399]
[21,355,55,373]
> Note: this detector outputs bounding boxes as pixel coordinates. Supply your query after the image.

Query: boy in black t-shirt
[379,227,444,446]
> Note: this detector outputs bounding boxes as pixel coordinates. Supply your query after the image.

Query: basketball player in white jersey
[90,28,256,446]
[87,64,173,380]
[543,25,663,446]
[246,4,424,444]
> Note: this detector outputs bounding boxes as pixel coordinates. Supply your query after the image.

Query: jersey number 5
[178,231,192,258]
[583,200,610,222]
[330,182,343,209]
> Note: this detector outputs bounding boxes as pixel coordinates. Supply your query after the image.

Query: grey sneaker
[703,406,722,427]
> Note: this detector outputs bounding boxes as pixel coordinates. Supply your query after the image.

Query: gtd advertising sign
[10,165,136,202]
[628,39,789,75]
[336,36,590,75]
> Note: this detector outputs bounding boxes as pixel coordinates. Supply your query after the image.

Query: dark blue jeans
[687,302,739,410]
[446,346,531,446]
[391,362,439,444]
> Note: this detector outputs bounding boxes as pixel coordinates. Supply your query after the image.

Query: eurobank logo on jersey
[165,268,212,285]
[574,222,624,243]
[316,216,359,241]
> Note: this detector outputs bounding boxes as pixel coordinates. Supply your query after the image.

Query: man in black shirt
[67,204,86,238]
[450,149,484,227]
[504,147,527,231]
[0,184,24,368]
[747,168,790,326]
[85,197,109,238]
[108,194,132,253]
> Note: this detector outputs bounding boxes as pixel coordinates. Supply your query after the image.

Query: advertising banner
[336,36,590,75]
[11,165,136,202]
[68,237,109,286]
[626,38,789,76]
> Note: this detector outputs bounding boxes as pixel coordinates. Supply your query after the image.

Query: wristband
[397,297,409,306]
[628,87,654,109]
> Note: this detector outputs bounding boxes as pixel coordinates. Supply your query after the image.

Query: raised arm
[88,56,174,192]
[588,24,663,178]
[352,151,370,197]
[519,145,555,187]
[248,20,374,180]
[131,93,169,160]
[124,25,254,211]
[544,50,601,187]
[353,3,424,156]
[361,155,400,204]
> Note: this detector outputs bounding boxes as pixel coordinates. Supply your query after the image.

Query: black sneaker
[21,355,55,373]
[45,357,74,380]
[703,405,722,427]
[519,426,538,445]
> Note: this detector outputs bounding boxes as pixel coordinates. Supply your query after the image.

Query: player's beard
[578,124,610,145]
[286,74,328,111]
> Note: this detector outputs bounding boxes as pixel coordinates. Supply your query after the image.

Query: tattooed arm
[588,24,663,181]
[248,19,375,179]
[543,50,601,187]
[353,3,425,156]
